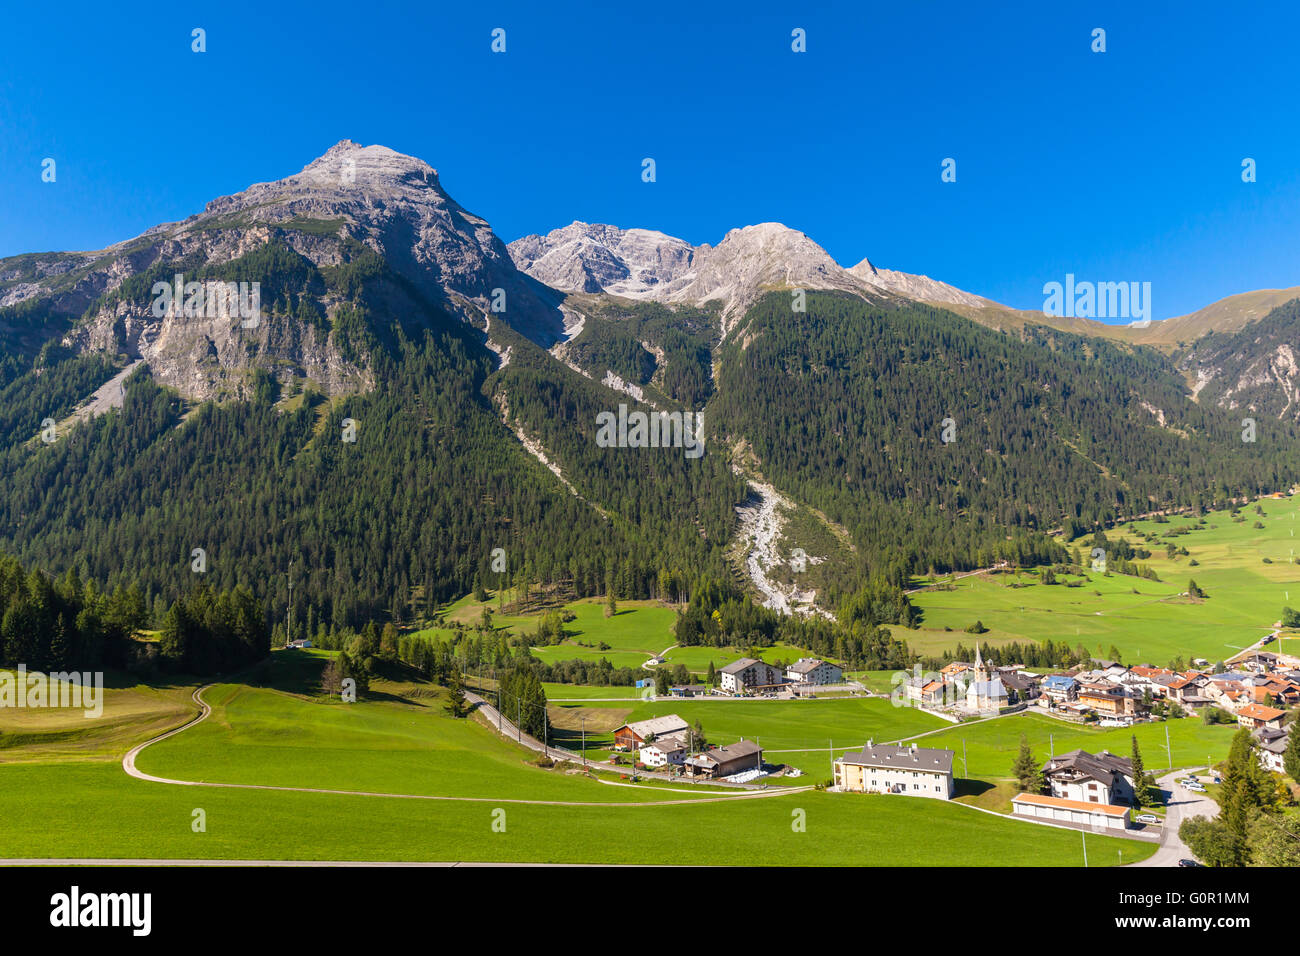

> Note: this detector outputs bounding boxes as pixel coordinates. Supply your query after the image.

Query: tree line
[0,551,268,675]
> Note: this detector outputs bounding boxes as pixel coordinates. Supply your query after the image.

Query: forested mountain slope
[707,293,1298,586]
[1177,297,1300,421]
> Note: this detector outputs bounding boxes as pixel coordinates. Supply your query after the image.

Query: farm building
[613,714,690,752]
[1012,793,1131,831]
[683,740,764,778]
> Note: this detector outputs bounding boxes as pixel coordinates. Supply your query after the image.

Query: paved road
[1227,628,1282,666]
[1129,769,1218,867]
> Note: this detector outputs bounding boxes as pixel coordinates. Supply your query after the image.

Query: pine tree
[1012,734,1042,792]
[1217,728,1271,864]
[1131,735,1156,807]
[444,662,467,718]
[706,660,716,687]
[691,718,707,752]
[1284,727,1300,782]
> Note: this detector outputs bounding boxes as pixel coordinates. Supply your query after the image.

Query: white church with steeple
[964,643,1008,714]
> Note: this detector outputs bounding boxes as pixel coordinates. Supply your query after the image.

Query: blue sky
[2,0,1298,320]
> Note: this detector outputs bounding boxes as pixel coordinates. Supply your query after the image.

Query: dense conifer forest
[712,292,1298,584]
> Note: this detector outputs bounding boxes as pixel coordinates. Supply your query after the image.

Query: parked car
[1178,859,1202,867]
[1136,813,1160,824]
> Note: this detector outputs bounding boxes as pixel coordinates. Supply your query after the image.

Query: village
[900,643,1299,730]
[607,644,1300,840]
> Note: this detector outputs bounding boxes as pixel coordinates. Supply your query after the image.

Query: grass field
[543,683,645,699]
[0,671,195,764]
[0,653,1153,865]
[421,593,846,688]
[0,761,1151,865]
[891,494,1300,665]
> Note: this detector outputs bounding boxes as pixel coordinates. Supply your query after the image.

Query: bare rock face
[195,141,564,342]
[66,222,371,401]
[508,220,988,334]
[848,258,988,309]
[509,222,697,298]
[11,141,568,401]
[8,141,1005,401]
[661,223,876,333]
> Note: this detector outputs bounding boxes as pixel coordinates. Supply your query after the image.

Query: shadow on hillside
[952,778,997,799]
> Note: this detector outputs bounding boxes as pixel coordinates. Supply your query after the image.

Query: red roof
[1238,703,1286,721]
[1013,793,1129,817]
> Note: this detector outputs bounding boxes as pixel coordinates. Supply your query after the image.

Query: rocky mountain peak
[2,142,570,402]
[507,218,995,333]
[848,257,988,309]
[673,222,874,332]
[508,221,696,297]
[201,141,445,220]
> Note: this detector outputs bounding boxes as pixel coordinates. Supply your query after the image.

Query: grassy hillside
[0,762,1151,865]
[0,653,1153,865]
[891,493,1300,664]
[0,672,194,763]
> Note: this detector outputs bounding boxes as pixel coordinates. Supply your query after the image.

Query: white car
[1136,813,1161,824]
[1186,784,1207,793]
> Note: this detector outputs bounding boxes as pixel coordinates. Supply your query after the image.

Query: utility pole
[962,739,968,778]
[580,714,587,769]
[1166,724,1172,770]
[287,559,294,645]
[1081,830,1088,868]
